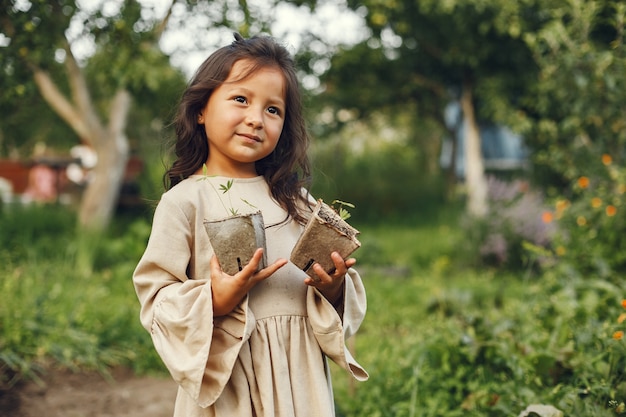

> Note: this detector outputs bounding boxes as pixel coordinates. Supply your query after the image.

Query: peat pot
[203,211,267,276]
[290,199,361,279]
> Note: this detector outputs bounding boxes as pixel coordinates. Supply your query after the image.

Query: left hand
[305,251,356,304]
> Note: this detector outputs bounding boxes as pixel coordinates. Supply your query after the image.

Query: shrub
[546,153,626,283]
[0,205,161,388]
[463,176,555,269]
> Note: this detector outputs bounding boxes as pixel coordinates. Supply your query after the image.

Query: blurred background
[1,0,626,416]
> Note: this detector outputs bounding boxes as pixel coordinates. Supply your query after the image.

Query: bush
[462,176,555,270]
[332,264,626,417]
[310,124,447,224]
[0,205,161,388]
[546,153,626,283]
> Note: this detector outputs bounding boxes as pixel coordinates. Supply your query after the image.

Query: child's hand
[305,251,355,305]
[210,248,287,316]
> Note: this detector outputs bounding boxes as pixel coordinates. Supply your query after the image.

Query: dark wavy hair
[165,33,312,224]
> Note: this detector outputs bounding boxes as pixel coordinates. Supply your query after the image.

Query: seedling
[290,199,361,278]
[331,199,355,221]
[198,164,257,216]
[199,164,266,274]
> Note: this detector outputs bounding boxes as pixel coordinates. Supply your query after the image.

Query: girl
[133,33,368,417]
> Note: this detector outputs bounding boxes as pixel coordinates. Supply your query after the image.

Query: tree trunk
[78,90,131,230]
[460,79,488,217]
[32,45,131,230]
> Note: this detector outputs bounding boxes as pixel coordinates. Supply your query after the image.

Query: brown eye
[268,106,280,115]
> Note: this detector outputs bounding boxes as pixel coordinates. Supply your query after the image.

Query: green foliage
[332,239,626,416]
[546,153,626,282]
[2,204,626,416]
[310,117,447,223]
[521,0,626,187]
[318,0,538,158]
[0,205,161,388]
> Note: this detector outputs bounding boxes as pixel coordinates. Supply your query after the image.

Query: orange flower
[614,331,624,341]
[577,216,587,226]
[621,299,626,309]
[591,197,602,208]
[555,199,570,211]
[555,199,570,219]
[541,211,554,223]
[602,154,612,165]
[606,205,617,217]
[618,313,626,324]
[578,176,590,188]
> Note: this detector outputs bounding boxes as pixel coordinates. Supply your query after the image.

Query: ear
[198,113,205,124]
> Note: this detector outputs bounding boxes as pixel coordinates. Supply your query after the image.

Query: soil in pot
[204,211,267,275]
[290,200,361,279]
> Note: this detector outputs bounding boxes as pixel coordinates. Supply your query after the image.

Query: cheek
[270,120,286,140]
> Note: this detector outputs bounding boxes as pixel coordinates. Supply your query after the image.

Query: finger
[238,248,287,282]
[344,257,357,269]
[238,248,266,276]
[330,252,349,276]
[209,254,223,275]
[255,257,288,280]
[311,262,330,283]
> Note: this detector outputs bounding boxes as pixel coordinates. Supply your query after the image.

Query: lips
[238,133,262,143]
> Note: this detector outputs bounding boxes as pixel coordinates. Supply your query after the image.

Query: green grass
[330,221,626,416]
[2,204,626,416]
[0,205,162,388]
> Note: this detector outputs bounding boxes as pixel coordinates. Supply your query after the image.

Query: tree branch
[154,0,175,41]
[32,66,91,140]
[62,38,104,144]
[108,89,131,152]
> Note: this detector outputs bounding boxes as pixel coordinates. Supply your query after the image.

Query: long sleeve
[133,195,254,408]
[306,268,369,381]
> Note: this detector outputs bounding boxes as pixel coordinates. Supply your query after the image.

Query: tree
[1,0,181,229]
[1,0,321,229]
[519,0,626,189]
[316,0,539,216]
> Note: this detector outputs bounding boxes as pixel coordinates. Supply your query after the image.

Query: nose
[245,107,263,129]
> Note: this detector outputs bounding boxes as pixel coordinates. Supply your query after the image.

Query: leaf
[331,199,355,220]
[241,198,257,209]
[332,199,355,209]
[219,179,233,194]
[339,207,351,220]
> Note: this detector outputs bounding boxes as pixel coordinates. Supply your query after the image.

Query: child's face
[198,59,286,177]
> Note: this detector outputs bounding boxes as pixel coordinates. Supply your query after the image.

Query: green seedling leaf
[331,200,355,209]
[219,179,234,194]
[241,198,257,209]
[331,199,355,220]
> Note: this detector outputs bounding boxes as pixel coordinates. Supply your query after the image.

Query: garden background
[1,0,626,416]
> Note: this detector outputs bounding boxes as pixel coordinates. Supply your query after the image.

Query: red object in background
[0,160,31,194]
[0,156,143,203]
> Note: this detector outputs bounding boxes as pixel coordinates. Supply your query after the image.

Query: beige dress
[133,176,368,417]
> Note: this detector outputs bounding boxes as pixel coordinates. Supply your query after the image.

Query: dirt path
[1,368,177,417]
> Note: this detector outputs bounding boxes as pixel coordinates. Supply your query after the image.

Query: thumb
[210,254,223,275]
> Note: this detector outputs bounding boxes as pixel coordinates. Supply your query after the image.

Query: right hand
[210,248,287,316]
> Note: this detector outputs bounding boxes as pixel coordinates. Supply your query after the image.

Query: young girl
[133,34,368,416]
